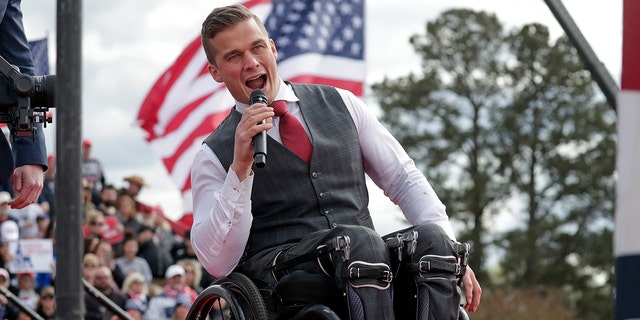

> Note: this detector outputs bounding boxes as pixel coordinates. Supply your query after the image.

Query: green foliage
[370,8,615,318]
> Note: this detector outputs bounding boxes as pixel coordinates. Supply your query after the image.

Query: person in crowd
[176,259,203,294]
[171,230,216,289]
[0,219,19,244]
[81,139,105,206]
[122,175,154,215]
[93,238,126,288]
[38,154,56,218]
[7,201,43,239]
[84,209,105,240]
[0,0,47,209]
[0,267,19,319]
[138,208,176,269]
[190,4,481,319]
[115,193,141,235]
[82,253,100,284]
[136,225,171,280]
[0,240,12,270]
[171,293,192,320]
[84,234,101,255]
[35,285,56,320]
[36,214,49,238]
[10,271,39,309]
[116,232,153,284]
[121,272,149,320]
[97,184,119,218]
[84,266,126,320]
[143,265,197,320]
[0,192,17,226]
[82,178,97,216]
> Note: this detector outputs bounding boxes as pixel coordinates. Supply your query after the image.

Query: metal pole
[0,286,45,320]
[55,0,84,319]
[544,0,619,112]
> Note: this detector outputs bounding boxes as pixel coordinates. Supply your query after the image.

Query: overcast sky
[18,0,622,235]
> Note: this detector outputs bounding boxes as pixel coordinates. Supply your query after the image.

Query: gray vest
[204,83,374,256]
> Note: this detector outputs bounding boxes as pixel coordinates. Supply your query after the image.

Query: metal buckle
[453,242,469,276]
[381,270,393,283]
[333,235,351,261]
[404,230,418,256]
[453,264,461,276]
[394,234,404,260]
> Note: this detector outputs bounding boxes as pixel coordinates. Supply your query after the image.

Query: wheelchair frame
[186,271,470,320]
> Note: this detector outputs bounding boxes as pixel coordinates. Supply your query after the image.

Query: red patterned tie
[270,100,312,162]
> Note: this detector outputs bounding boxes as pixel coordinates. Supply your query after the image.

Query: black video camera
[0,54,55,137]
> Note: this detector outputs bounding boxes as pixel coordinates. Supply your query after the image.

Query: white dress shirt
[191,80,456,277]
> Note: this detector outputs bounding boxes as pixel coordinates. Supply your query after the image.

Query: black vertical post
[55,0,84,319]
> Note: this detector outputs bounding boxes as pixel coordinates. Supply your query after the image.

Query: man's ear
[208,63,223,83]
[270,38,278,60]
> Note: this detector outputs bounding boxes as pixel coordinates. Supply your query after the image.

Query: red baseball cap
[82,139,92,147]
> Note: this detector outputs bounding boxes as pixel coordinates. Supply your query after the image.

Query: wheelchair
[187,235,472,320]
[186,271,470,320]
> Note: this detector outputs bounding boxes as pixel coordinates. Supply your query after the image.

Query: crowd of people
[0,139,215,320]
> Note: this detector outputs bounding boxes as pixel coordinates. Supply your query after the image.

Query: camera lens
[32,75,55,108]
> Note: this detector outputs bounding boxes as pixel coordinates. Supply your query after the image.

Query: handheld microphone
[250,89,268,168]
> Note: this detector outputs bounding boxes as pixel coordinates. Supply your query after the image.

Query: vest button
[311,171,320,179]
[323,209,330,214]
[319,192,326,199]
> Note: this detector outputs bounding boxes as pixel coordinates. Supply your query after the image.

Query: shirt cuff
[223,167,254,204]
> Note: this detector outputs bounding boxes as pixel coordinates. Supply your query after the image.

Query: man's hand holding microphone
[230,89,273,181]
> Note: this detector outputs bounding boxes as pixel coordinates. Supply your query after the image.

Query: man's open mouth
[246,74,267,90]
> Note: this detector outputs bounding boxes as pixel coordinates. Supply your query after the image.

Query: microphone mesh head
[250,89,268,105]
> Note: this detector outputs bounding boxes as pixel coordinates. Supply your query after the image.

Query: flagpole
[616,0,640,318]
[55,0,84,319]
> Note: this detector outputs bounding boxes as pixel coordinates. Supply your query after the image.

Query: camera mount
[0,54,55,137]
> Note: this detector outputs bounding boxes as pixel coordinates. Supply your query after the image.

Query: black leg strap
[340,263,393,283]
[271,236,351,279]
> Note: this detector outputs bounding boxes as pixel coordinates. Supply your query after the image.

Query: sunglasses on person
[90,221,104,226]
[41,294,55,300]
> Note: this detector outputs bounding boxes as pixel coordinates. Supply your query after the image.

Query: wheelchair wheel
[216,272,269,320]
[186,284,232,320]
[459,306,470,320]
[187,272,269,320]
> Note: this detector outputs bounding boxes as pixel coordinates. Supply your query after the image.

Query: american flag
[136,0,365,229]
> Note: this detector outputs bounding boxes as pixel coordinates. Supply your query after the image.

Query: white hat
[1,220,19,242]
[165,264,185,279]
[0,192,10,204]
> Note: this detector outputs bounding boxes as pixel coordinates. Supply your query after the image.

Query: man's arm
[190,102,273,277]
[1,0,48,208]
[190,144,254,278]
[337,89,456,240]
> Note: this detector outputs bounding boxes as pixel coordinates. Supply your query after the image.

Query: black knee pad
[393,254,462,320]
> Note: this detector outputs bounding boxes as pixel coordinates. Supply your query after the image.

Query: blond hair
[121,272,148,296]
